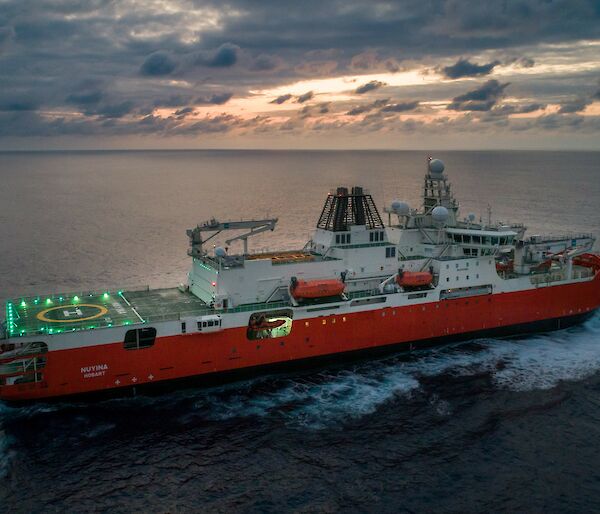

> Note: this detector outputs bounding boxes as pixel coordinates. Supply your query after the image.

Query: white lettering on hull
[81,363,109,379]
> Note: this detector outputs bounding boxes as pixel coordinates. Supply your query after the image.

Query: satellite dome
[468,212,476,222]
[215,246,227,258]
[391,200,410,216]
[428,158,445,175]
[431,205,449,224]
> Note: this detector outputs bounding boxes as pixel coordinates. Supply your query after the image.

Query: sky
[0,0,599,150]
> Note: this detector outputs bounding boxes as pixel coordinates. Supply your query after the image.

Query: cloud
[448,80,510,111]
[349,51,400,72]
[88,101,135,119]
[250,53,282,71]
[558,97,592,113]
[347,98,389,115]
[296,91,314,103]
[174,106,195,118]
[491,103,545,115]
[196,43,239,67]
[140,51,177,76]
[66,87,104,105]
[270,94,293,104]
[441,58,500,79]
[0,25,15,54]
[0,98,38,111]
[355,80,386,94]
[380,101,420,112]
[195,92,233,105]
[295,60,338,76]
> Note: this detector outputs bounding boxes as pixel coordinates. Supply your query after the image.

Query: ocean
[1,150,599,512]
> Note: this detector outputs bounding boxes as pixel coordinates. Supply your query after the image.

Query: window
[181,322,186,334]
[124,327,156,350]
[446,277,450,282]
[385,247,396,258]
[473,235,481,244]
[335,234,340,244]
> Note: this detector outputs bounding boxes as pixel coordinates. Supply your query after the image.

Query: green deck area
[4,287,211,338]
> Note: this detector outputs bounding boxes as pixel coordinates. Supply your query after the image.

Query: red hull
[2,273,599,402]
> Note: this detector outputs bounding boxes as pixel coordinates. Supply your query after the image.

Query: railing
[530,266,594,286]
[528,233,594,244]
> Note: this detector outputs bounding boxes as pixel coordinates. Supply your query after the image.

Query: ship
[1,157,599,403]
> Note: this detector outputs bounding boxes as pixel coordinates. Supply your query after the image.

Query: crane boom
[187,218,278,256]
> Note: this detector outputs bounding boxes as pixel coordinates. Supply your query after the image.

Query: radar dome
[431,205,449,224]
[468,213,476,222]
[391,200,410,216]
[215,247,227,258]
[428,158,445,175]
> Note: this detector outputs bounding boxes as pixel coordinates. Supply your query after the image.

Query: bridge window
[385,247,396,258]
[124,327,156,350]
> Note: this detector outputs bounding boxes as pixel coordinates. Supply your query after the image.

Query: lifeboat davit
[290,278,345,300]
[396,271,432,288]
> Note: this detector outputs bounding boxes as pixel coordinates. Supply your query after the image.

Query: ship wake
[193,313,600,428]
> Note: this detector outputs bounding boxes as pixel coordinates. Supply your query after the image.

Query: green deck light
[20,300,27,308]
[34,298,39,305]
[59,296,64,301]
[46,298,53,305]
[103,293,110,299]
[73,295,80,302]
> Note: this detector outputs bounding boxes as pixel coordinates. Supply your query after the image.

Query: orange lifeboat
[496,259,514,272]
[290,277,346,300]
[396,270,432,288]
[249,315,287,330]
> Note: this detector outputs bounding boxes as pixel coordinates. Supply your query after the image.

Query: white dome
[214,246,227,258]
[391,200,410,216]
[431,205,449,224]
[428,158,445,175]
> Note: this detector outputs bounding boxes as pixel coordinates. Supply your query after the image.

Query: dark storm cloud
[558,97,592,113]
[0,0,598,141]
[88,101,135,119]
[195,92,233,105]
[195,43,239,67]
[355,80,386,94]
[380,101,420,112]
[0,98,38,111]
[66,90,103,105]
[0,25,15,53]
[491,103,545,116]
[441,58,500,79]
[250,53,281,71]
[270,94,293,104]
[448,80,510,111]
[346,98,389,116]
[140,51,177,76]
[296,91,314,103]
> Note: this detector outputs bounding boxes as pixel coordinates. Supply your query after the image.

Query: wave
[2,314,600,433]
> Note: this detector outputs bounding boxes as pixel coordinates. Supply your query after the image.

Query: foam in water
[2,315,600,437]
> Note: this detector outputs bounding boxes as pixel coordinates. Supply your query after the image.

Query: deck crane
[187,218,278,257]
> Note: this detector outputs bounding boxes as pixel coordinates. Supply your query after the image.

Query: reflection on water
[1,150,600,511]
